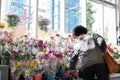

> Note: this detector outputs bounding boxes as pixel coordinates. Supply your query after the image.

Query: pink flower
[38,40,43,47]
[107,44,117,54]
[42,18,50,25]
[63,71,70,78]
[0,38,4,42]
[39,18,50,26]
[50,36,54,39]
[44,54,49,59]
[54,53,63,58]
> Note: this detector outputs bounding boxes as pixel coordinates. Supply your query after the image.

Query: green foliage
[3,50,12,59]
[112,53,120,59]
[0,50,12,60]
[5,14,20,28]
[87,0,96,34]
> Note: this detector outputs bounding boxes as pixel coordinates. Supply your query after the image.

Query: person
[72,25,110,80]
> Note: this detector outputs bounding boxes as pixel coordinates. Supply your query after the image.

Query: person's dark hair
[72,25,88,37]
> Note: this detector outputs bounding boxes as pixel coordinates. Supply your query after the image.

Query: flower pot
[34,74,42,80]
[47,73,54,80]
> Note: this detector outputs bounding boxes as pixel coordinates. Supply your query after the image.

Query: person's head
[72,25,88,37]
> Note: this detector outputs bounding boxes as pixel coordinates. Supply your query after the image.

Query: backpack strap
[93,33,107,52]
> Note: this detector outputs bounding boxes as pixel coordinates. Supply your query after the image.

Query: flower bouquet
[38,18,50,32]
[0,30,76,79]
[5,13,20,28]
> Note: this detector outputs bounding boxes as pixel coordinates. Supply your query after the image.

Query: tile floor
[110,73,120,80]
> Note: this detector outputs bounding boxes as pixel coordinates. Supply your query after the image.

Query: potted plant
[5,13,20,28]
[38,18,50,32]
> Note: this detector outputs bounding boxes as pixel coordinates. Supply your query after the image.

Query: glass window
[90,1,103,36]
[1,0,28,28]
[52,0,60,30]
[65,0,81,32]
[104,5,116,44]
[38,0,52,27]
[10,0,27,24]
[90,0,117,44]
